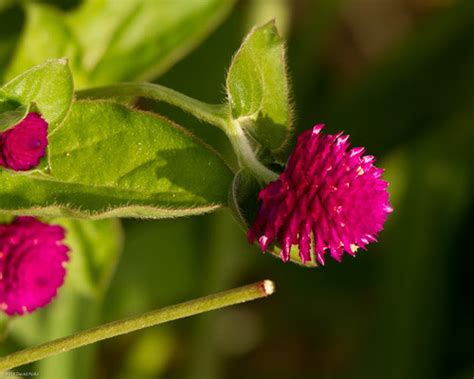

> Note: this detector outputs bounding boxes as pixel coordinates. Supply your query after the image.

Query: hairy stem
[77,83,278,183]
[0,280,275,372]
[77,83,229,130]
[226,120,279,183]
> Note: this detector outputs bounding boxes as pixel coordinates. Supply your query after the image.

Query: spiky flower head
[0,112,48,171]
[0,217,69,316]
[247,124,392,265]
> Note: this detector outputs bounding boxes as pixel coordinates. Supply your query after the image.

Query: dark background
[0,0,473,378]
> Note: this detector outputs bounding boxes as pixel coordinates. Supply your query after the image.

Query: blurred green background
[0,0,473,378]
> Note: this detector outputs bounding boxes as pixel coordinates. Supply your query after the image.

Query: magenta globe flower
[0,217,70,316]
[247,124,393,265]
[0,112,48,171]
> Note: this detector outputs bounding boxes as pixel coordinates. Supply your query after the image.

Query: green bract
[226,21,292,154]
[0,101,233,218]
[229,170,317,267]
[1,59,74,133]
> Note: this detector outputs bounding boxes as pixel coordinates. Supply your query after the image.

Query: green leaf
[5,3,84,85]
[68,0,236,85]
[57,218,123,299]
[229,170,316,267]
[226,21,292,153]
[7,1,236,87]
[0,95,29,131]
[0,100,233,218]
[2,59,74,133]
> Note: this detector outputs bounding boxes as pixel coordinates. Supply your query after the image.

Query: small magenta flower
[248,124,393,265]
[0,217,70,316]
[0,112,48,171]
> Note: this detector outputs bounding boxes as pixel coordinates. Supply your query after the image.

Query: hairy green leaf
[226,21,292,153]
[0,101,233,218]
[2,59,74,133]
[58,218,123,299]
[68,0,236,85]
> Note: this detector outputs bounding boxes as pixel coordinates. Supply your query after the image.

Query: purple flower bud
[0,112,48,171]
[0,217,70,316]
[248,125,393,265]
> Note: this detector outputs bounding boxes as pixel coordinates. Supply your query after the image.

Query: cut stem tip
[261,280,276,295]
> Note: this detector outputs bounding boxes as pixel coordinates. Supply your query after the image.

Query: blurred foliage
[0,0,473,379]
[2,0,236,87]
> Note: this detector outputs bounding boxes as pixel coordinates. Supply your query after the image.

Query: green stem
[0,280,275,372]
[226,120,279,183]
[77,83,278,183]
[77,83,229,131]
